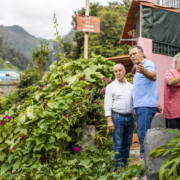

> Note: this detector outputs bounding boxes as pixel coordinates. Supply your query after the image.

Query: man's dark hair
[129,45,146,58]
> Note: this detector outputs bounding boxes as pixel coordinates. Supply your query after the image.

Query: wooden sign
[76,15,100,33]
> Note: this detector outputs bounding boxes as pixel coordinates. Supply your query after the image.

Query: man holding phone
[129,45,162,159]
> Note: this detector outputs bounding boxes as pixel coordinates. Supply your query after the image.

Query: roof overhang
[105,55,134,73]
[119,0,180,45]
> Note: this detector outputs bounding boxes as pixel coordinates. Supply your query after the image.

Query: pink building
[107,0,180,111]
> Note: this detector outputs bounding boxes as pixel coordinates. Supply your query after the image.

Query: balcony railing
[161,0,180,8]
[153,41,180,56]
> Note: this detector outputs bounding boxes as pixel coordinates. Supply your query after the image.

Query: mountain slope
[0,25,40,60]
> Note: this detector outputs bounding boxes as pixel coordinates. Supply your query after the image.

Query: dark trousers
[112,113,134,171]
[166,118,180,129]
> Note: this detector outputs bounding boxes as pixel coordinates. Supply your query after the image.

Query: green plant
[150,129,180,180]
[0,91,17,114]
[0,52,116,178]
[31,40,50,76]
[116,160,145,180]
[15,65,42,104]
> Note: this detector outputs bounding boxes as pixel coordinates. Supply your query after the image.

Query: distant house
[0,68,21,80]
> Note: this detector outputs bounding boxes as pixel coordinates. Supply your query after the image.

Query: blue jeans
[112,113,134,171]
[134,107,157,158]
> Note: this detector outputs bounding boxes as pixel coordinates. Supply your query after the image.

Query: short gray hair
[113,63,125,71]
[172,53,180,69]
[128,45,146,58]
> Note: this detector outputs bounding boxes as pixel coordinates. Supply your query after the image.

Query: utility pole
[84,0,90,59]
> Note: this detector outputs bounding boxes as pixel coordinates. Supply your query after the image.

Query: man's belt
[112,111,132,117]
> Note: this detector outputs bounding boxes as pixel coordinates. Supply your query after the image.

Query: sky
[0,0,121,40]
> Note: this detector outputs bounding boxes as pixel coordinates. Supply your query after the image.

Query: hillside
[0,36,33,70]
[0,25,40,60]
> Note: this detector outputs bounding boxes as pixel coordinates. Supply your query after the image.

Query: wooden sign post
[76,0,100,59]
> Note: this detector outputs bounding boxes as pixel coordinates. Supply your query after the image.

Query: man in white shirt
[104,64,134,171]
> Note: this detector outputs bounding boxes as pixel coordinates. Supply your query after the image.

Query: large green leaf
[43,111,56,116]
[0,152,6,162]
[14,126,27,134]
[35,136,46,145]
[47,100,59,109]
[67,159,77,165]
[1,162,11,173]
[66,74,79,85]
[33,144,44,151]
[97,175,107,180]
[40,123,49,131]
[35,93,42,101]
[17,112,26,125]
[45,143,56,151]
[78,159,93,168]
[167,130,180,135]
[75,127,82,136]
[0,143,8,151]
[49,136,55,143]
[94,72,104,79]
[149,145,167,157]
[12,160,20,171]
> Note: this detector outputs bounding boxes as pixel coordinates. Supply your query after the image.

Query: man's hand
[107,116,115,132]
[137,62,145,74]
[134,121,138,130]
[157,104,162,113]
[137,62,156,81]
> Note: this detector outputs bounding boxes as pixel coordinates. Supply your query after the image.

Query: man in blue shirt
[129,45,162,159]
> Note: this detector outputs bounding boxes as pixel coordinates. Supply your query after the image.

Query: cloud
[0,0,120,39]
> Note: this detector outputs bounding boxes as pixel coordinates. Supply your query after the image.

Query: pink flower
[95,112,98,116]
[88,86,91,90]
[10,147,17,151]
[74,102,76,105]
[73,147,81,152]
[0,122,3,125]
[79,74,85,81]
[67,82,69,85]
[43,100,47,103]
[104,77,109,83]
[101,88,106,94]
[8,116,12,121]
[41,86,45,89]
[66,115,70,118]
[20,135,24,138]
[62,84,66,87]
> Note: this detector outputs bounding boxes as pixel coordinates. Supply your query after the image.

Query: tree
[31,40,50,76]
[63,41,73,58]
[70,2,128,59]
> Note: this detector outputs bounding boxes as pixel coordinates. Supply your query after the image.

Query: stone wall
[0,80,18,95]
